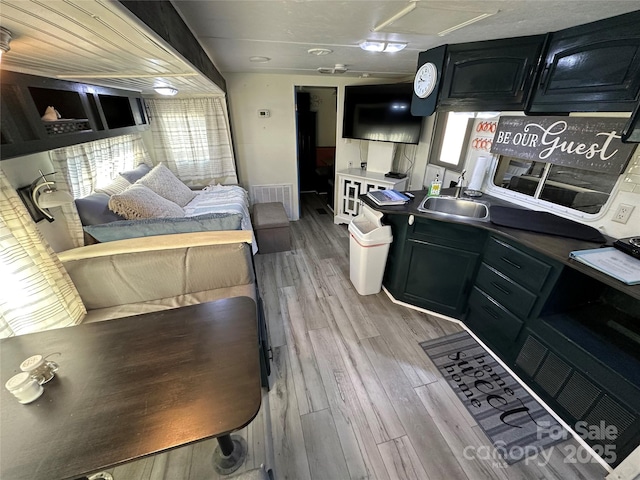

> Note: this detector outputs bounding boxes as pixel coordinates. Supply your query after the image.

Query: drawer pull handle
[482,305,500,319]
[491,282,511,295]
[501,257,522,269]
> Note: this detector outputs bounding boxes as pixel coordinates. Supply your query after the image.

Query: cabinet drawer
[409,217,486,252]
[484,237,552,292]
[475,263,537,319]
[467,287,524,343]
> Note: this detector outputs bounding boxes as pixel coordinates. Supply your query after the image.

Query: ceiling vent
[317,64,348,74]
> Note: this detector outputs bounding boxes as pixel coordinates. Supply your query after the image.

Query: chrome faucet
[455,170,466,198]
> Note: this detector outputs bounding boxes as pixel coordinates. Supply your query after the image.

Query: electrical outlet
[612,204,635,224]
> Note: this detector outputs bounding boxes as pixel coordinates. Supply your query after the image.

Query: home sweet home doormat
[421,331,566,464]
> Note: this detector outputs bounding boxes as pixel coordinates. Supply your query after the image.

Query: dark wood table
[0,297,261,480]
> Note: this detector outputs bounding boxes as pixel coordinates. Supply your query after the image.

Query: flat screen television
[343,83,422,144]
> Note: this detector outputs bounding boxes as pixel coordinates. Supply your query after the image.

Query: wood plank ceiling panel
[0,0,222,95]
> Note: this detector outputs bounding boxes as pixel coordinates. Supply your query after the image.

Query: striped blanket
[184,184,258,253]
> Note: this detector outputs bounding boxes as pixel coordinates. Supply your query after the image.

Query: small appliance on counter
[613,236,640,260]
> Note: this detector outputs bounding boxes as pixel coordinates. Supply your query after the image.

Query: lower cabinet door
[401,240,480,318]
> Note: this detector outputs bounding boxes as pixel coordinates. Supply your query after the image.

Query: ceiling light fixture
[359,40,407,53]
[0,27,12,60]
[154,87,178,96]
[249,56,271,63]
[307,48,333,56]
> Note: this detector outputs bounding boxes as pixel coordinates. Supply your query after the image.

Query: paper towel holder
[464,156,490,197]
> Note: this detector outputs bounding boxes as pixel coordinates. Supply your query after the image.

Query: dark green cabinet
[513,325,640,467]
[466,287,524,350]
[383,214,411,296]
[402,240,479,317]
[528,10,640,113]
[380,207,640,466]
[466,236,560,362]
[439,35,546,112]
[383,215,485,318]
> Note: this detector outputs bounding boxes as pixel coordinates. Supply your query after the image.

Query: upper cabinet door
[528,11,640,113]
[438,35,546,112]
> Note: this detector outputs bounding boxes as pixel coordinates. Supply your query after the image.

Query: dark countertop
[361,188,640,300]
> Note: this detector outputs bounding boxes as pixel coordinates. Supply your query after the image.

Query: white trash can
[348,204,393,295]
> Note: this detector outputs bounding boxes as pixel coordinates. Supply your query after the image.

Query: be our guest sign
[490,116,636,174]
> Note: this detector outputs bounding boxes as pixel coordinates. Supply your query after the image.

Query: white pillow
[94,175,131,196]
[108,184,185,220]
[136,163,196,207]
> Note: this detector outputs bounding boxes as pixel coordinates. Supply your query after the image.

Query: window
[50,133,149,199]
[146,97,237,185]
[493,156,619,214]
[428,112,474,171]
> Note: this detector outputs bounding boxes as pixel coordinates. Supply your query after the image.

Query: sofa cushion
[63,241,254,310]
[84,212,243,243]
[94,175,132,196]
[75,193,126,226]
[81,284,256,324]
[108,183,185,220]
[119,163,152,183]
[136,163,196,207]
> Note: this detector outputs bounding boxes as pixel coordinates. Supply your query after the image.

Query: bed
[75,164,258,254]
[184,185,258,253]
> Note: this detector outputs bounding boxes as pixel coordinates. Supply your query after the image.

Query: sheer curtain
[49,133,151,247]
[146,97,238,186]
[0,169,86,338]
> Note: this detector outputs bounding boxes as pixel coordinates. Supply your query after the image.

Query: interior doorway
[295,86,337,213]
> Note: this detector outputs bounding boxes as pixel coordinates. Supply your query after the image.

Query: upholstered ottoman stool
[252,202,291,254]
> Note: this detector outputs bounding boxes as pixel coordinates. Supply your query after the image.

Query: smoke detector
[317,64,348,74]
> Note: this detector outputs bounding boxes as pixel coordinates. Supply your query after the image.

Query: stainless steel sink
[418,196,490,221]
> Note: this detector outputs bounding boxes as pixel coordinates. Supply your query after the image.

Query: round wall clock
[414,62,438,98]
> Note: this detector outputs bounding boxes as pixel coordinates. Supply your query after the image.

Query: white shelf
[334,170,407,225]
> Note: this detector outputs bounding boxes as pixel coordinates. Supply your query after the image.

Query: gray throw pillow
[75,193,126,226]
[119,163,152,183]
[136,163,196,207]
[94,175,131,196]
[83,213,243,243]
[108,183,185,220]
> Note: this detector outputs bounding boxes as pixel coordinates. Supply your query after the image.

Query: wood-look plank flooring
[96,193,608,480]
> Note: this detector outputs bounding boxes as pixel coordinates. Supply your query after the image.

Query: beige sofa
[58,231,255,324]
